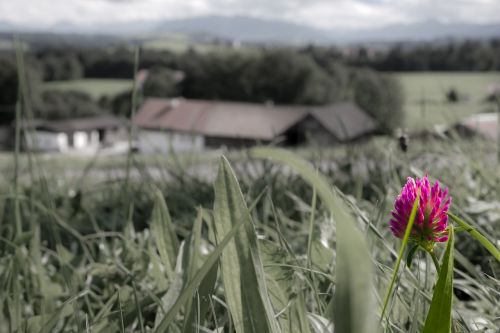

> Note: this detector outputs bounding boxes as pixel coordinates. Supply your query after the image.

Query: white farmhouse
[133,98,205,154]
[22,116,126,153]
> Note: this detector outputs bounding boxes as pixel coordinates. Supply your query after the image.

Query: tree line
[0,43,409,132]
[300,39,500,72]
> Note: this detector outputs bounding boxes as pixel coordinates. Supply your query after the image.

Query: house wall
[24,131,68,152]
[73,131,87,149]
[102,127,127,146]
[89,130,100,148]
[18,124,130,154]
[71,130,100,150]
[24,130,104,152]
[284,116,337,146]
[138,129,204,154]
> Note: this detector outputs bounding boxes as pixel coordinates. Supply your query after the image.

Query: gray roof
[308,103,378,141]
[26,115,125,133]
[135,98,304,140]
[135,98,377,141]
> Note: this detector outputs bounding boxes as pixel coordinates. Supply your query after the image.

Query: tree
[0,55,43,124]
[242,49,338,104]
[0,57,17,106]
[142,66,180,98]
[83,47,135,78]
[107,90,136,118]
[34,91,102,120]
[353,69,404,133]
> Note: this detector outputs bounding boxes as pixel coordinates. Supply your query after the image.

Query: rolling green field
[141,33,252,54]
[143,36,216,53]
[41,78,133,100]
[395,72,500,129]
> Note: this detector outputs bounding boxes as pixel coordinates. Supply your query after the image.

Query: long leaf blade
[213,156,281,333]
[151,189,179,277]
[153,208,243,332]
[448,212,500,261]
[250,147,374,333]
[422,226,455,333]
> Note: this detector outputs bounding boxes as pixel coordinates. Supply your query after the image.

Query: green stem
[306,186,317,269]
[13,38,24,237]
[429,251,441,273]
[124,46,140,195]
[379,190,421,325]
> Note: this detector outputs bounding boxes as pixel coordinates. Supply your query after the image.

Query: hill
[1,15,499,44]
[334,20,500,42]
[154,15,331,44]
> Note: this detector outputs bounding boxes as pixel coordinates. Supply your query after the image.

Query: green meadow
[142,36,217,53]
[395,72,500,129]
[41,79,133,100]
[0,133,498,332]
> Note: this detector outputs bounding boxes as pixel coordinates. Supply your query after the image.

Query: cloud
[1,0,499,29]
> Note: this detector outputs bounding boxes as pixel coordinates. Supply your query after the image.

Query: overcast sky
[1,0,500,30]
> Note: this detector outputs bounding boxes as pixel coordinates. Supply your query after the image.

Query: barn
[134,98,377,153]
[283,103,379,145]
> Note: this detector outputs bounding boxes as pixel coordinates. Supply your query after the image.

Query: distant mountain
[334,20,500,42]
[0,16,499,44]
[0,20,32,32]
[152,16,500,43]
[154,15,331,44]
[0,21,13,30]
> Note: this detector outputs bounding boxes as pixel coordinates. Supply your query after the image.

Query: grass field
[0,132,499,332]
[141,33,250,54]
[143,36,216,53]
[41,78,133,100]
[395,72,500,129]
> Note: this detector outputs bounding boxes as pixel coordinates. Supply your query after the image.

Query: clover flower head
[390,175,451,250]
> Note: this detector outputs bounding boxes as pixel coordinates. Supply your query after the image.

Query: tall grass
[0,43,498,332]
[0,134,498,332]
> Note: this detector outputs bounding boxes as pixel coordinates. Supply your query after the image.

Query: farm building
[21,115,126,153]
[134,98,377,153]
[452,112,499,140]
[284,103,379,145]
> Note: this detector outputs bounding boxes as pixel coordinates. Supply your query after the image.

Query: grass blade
[260,239,311,333]
[448,212,500,261]
[181,261,218,333]
[250,147,374,333]
[213,156,281,333]
[182,211,218,333]
[132,281,146,333]
[153,190,256,332]
[380,190,421,324]
[38,291,89,333]
[422,226,454,333]
[151,189,180,278]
